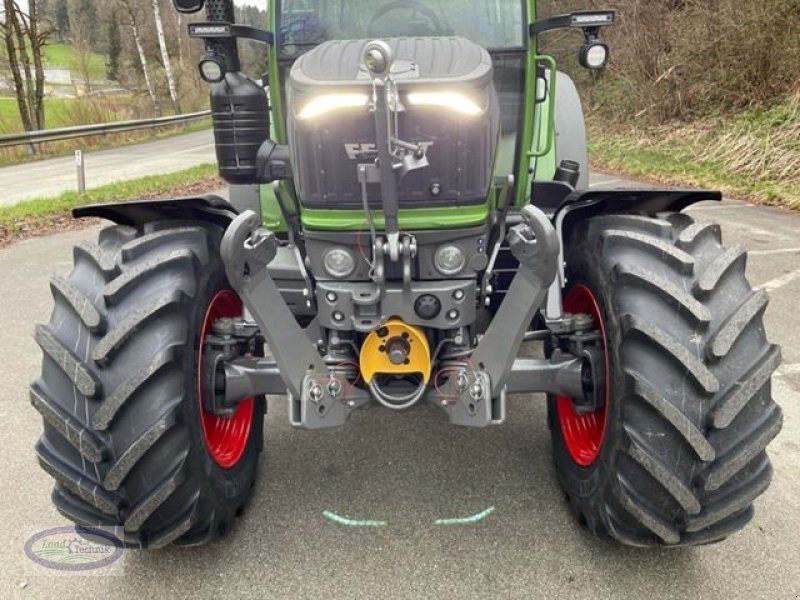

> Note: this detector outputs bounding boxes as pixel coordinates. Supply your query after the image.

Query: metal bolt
[470,382,485,402]
[332,311,345,323]
[456,372,469,392]
[326,291,338,303]
[327,379,342,398]
[309,381,324,403]
[347,400,357,408]
[302,288,310,298]
[447,309,459,321]
[453,289,465,301]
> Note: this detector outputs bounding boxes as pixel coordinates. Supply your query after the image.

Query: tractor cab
[182,0,614,232]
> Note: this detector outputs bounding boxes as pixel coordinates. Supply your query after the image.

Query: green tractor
[31,0,782,549]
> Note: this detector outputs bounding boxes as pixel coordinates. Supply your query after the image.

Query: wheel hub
[197,290,255,469]
[555,284,609,467]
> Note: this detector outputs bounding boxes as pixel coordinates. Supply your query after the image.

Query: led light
[586,45,608,68]
[198,58,224,83]
[323,248,356,279]
[297,94,369,120]
[190,24,230,36]
[434,245,466,276]
[579,41,609,71]
[571,13,614,27]
[407,92,482,117]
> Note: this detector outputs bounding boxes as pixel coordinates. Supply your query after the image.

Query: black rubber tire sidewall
[547,229,621,533]
[178,250,264,544]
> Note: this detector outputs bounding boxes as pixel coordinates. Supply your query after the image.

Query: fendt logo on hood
[344,142,434,161]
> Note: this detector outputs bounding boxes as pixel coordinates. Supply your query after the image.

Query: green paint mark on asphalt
[322,510,387,528]
[434,506,496,526]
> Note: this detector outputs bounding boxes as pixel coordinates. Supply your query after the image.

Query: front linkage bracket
[431,205,560,426]
[220,211,369,429]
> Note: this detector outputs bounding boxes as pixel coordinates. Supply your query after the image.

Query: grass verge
[587,97,800,209]
[0,163,222,247]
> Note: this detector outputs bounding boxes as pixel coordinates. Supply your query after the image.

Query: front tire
[549,213,782,546]
[31,222,264,548]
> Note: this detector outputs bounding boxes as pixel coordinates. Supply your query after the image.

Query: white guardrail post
[75,150,85,194]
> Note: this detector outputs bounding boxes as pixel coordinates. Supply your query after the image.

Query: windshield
[278,0,526,60]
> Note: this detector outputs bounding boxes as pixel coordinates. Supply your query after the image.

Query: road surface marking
[589,179,623,188]
[749,248,800,256]
[757,268,800,292]
[686,203,754,211]
[434,506,496,526]
[322,510,386,527]
[172,143,216,156]
[776,363,800,377]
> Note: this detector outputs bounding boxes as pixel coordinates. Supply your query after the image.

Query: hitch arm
[221,211,326,399]
[471,205,559,398]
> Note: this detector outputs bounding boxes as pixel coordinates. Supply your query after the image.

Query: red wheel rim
[197,290,254,469]
[555,284,609,467]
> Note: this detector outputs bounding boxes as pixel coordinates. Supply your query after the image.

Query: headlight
[323,247,356,279]
[434,245,466,276]
[198,57,224,83]
[407,92,482,117]
[579,41,609,70]
[297,94,369,120]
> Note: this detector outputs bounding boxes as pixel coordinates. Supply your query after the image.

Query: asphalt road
[1,175,799,599]
[0,130,215,206]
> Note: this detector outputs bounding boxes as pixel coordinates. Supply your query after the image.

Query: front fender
[72,195,239,229]
[551,187,722,237]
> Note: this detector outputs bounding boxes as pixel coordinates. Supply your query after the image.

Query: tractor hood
[286,37,500,211]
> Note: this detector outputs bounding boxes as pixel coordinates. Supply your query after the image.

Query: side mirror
[172,0,205,13]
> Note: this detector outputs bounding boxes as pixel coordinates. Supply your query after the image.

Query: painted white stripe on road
[686,203,754,211]
[749,248,800,256]
[171,143,216,156]
[776,363,800,377]
[589,179,623,188]
[757,268,800,292]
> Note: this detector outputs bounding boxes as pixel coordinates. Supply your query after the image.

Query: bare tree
[28,0,46,128]
[151,0,180,113]
[175,11,184,69]
[66,0,92,93]
[117,0,161,116]
[2,0,50,135]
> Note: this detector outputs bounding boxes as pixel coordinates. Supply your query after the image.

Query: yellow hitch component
[360,318,431,384]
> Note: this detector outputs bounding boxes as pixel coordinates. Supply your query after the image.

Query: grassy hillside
[42,43,107,82]
[0,96,134,133]
[588,96,800,209]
